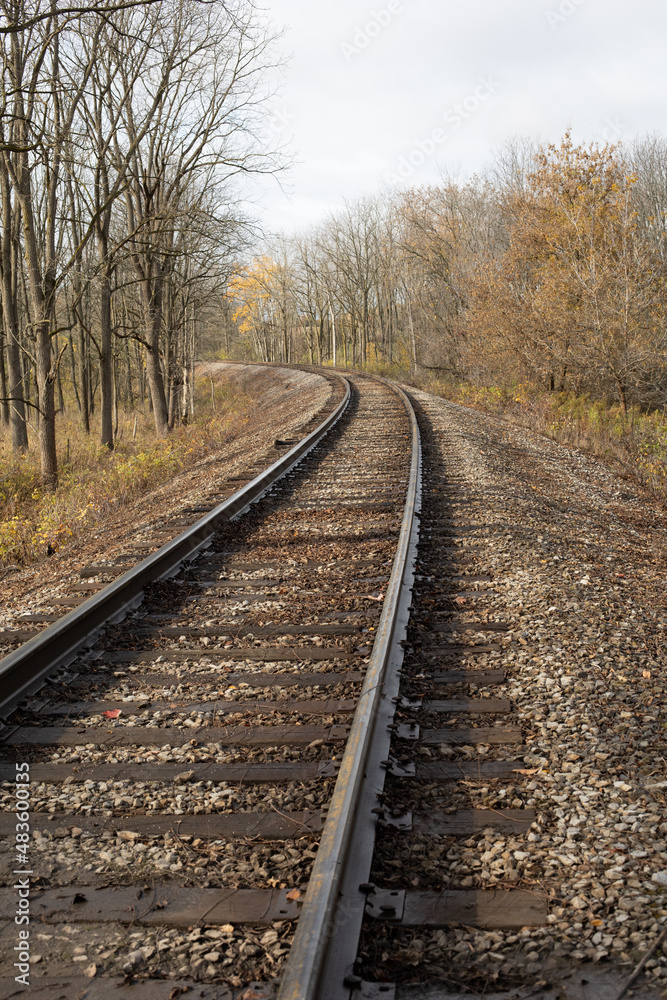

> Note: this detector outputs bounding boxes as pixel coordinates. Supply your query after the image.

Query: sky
[252,0,667,234]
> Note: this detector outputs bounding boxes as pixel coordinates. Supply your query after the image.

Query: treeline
[228,133,667,415]
[0,0,276,485]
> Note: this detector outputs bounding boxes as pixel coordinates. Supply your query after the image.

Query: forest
[230,133,667,420]
[225,133,667,494]
[1,0,666,510]
[0,0,276,489]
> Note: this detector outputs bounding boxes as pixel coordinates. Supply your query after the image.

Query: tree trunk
[407,298,417,373]
[68,331,81,412]
[168,364,180,430]
[3,316,28,450]
[0,167,28,450]
[181,363,190,424]
[0,329,9,426]
[617,378,628,414]
[124,335,134,410]
[55,335,65,413]
[35,318,58,489]
[77,317,90,433]
[99,263,114,449]
[113,351,119,441]
[18,202,58,484]
[142,280,169,436]
[10,33,58,486]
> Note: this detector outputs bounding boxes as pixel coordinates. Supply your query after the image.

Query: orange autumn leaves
[467,133,667,412]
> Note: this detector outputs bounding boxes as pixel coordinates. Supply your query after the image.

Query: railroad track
[7,367,653,998]
[349,391,549,1000]
[0,369,421,999]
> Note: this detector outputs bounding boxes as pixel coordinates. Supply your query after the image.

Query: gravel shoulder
[359,386,667,999]
[0,363,331,630]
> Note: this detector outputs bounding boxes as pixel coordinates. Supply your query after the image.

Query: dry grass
[0,377,251,567]
[421,378,667,497]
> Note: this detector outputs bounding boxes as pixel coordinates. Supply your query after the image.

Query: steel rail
[277,376,422,1000]
[0,374,351,719]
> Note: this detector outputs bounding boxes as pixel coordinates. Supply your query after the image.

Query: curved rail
[0,373,351,718]
[278,376,422,1000]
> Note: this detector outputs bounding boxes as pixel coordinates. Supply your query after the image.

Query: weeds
[422,377,667,496]
[0,379,251,567]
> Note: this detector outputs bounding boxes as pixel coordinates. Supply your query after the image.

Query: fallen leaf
[103,709,121,719]
[286,889,301,901]
[512,768,540,775]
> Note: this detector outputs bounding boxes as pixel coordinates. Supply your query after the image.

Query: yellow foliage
[229,256,279,337]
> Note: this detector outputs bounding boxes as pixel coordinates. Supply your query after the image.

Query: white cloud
[252,0,667,232]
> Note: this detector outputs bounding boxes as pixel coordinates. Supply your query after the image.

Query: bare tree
[118,0,279,435]
[0,0,282,482]
[0,2,106,485]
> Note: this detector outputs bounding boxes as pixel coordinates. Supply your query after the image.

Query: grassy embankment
[365,360,667,498]
[0,376,252,568]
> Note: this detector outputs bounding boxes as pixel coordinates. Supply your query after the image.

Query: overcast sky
[253,0,667,234]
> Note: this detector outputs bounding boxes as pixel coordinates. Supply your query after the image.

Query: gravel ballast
[359,386,667,999]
